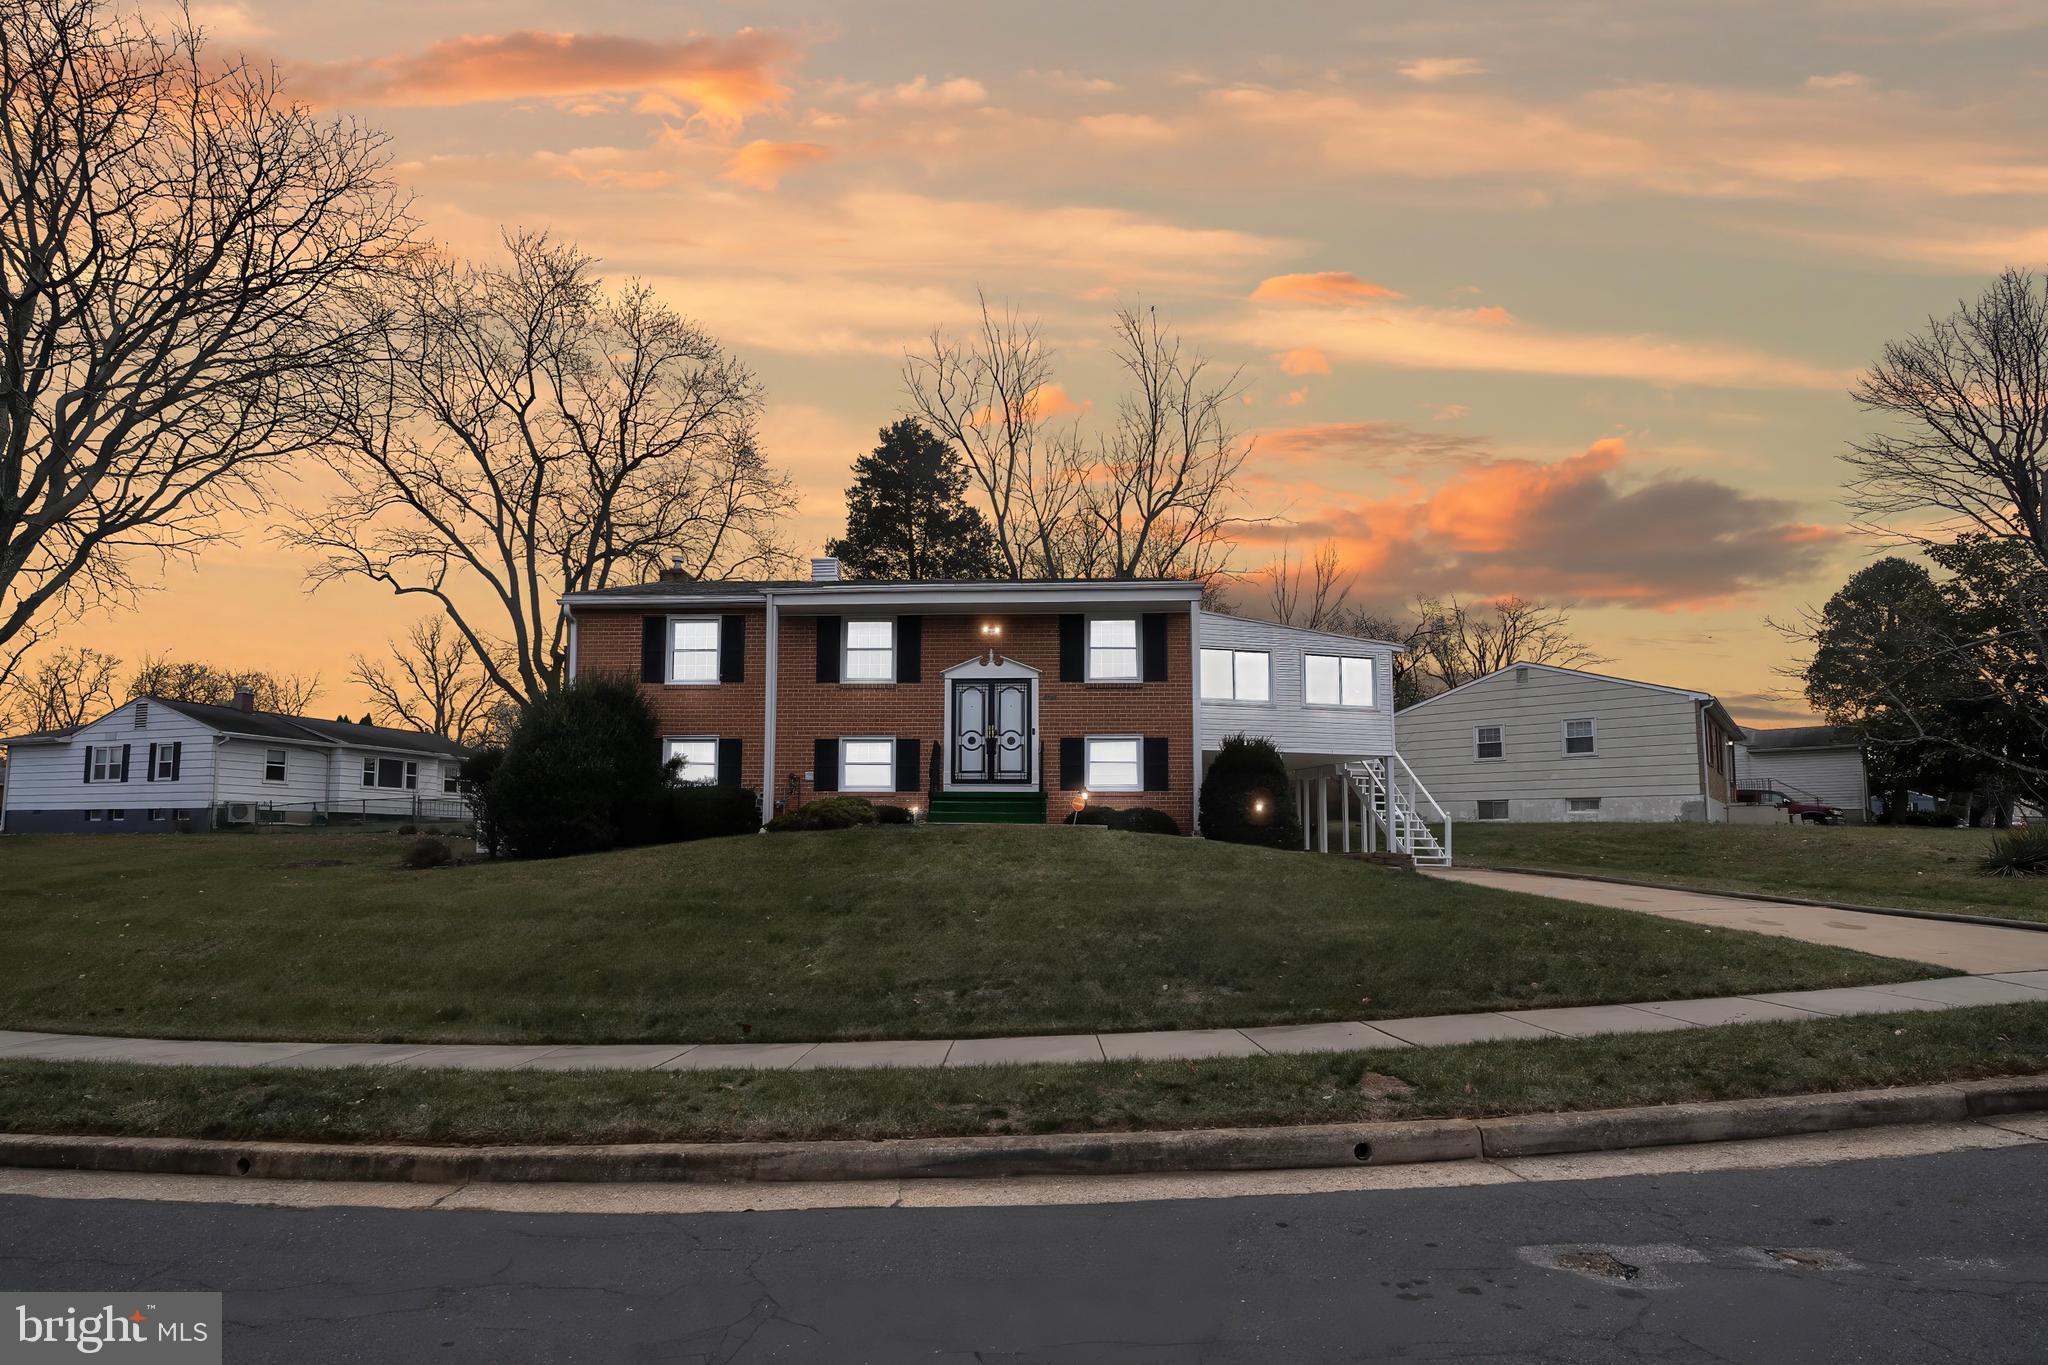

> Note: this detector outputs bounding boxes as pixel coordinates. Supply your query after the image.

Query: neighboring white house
[1735,725,1871,822]
[0,692,470,834]
[1394,662,1745,823]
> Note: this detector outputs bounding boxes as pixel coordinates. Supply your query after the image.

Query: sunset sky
[77,0,2048,724]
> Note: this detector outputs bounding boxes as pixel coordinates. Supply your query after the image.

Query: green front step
[925,791,1049,825]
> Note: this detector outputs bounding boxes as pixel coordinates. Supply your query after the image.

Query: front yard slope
[0,825,1938,1045]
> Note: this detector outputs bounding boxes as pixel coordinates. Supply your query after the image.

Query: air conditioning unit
[220,802,255,826]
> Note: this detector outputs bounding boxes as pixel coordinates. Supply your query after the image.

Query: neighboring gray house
[1394,662,1745,823]
[1735,725,1870,822]
[0,692,469,834]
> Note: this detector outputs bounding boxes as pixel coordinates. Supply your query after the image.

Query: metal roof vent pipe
[810,556,842,582]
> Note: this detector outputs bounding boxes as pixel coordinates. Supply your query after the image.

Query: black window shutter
[717,737,742,788]
[895,738,919,792]
[719,615,745,683]
[816,616,842,683]
[82,747,93,783]
[1059,737,1084,790]
[169,742,183,781]
[813,737,839,792]
[147,743,158,783]
[1143,736,1170,792]
[896,616,922,683]
[1142,614,1170,682]
[640,616,666,683]
[120,743,132,783]
[1058,614,1085,682]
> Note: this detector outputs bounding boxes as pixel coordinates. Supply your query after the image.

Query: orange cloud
[724,140,829,190]
[294,29,796,123]
[1251,272,1404,306]
[1398,57,1487,82]
[1274,347,1331,375]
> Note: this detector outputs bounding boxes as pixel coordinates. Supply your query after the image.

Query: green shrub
[461,748,506,856]
[627,784,763,844]
[872,803,915,825]
[1199,734,1302,849]
[1071,805,1181,835]
[766,796,878,832]
[484,677,666,859]
[401,836,453,870]
[1984,825,2048,876]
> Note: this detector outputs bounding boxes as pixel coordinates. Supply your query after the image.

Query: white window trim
[1300,652,1377,710]
[1083,734,1144,793]
[361,757,419,790]
[841,618,897,686]
[667,615,722,687]
[263,748,288,783]
[839,735,897,792]
[153,747,176,781]
[1561,717,1599,758]
[1085,615,1142,684]
[87,744,122,783]
[1473,725,1505,761]
[1199,647,1272,703]
[664,735,721,787]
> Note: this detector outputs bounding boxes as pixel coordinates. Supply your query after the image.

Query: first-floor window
[1563,718,1597,756]
[841,738,894,791]
[1475,799,1510,821]
[361,757,418,790]
[1303,654,1374,707]
[664,737,720,786]
[1200,648,1270,701]
[1566,797,1602,814]
[1474,725,1505,760]
[1085,736,1142,792]
[443,768,464,795]
[88,745,122,782]
[264,749,288,782]
[153,746,177,780]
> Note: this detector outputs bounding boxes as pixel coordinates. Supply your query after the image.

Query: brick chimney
[658,555,695,583]
[233,686,255,713]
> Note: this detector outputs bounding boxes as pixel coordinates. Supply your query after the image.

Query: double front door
[951,679,1033,785]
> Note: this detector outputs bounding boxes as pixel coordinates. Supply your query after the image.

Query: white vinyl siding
[669,617,720,684]
[1196,611,1398,758]
[843,620,895,683]
[1738,744,1871,820]
[840,737,895,791]
[1085,736,1142,792]
[1087,618,1139,681]
[665,737,719,786]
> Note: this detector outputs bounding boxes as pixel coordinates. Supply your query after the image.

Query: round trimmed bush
[767,796,878,832]
[484,676,666,859]
[1199,734,1302,849]
[872,803,915,825]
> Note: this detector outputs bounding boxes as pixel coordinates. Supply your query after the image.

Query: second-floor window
[1088,618,1139,681]
[1303,654,1373,707]
[844,620,895,682]
[1200,648,1270,701]
[669,618,720,683]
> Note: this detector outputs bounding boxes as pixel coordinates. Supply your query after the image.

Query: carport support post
[1317,775,1330,852]
[1299,780,1310,850]
[1340,778,1350,853]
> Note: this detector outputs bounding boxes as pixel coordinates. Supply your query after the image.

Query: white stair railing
[1342,756,1454,868]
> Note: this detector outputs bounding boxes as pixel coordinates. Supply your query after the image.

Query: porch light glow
[980,621,1002,638]
[1252,798,1268,815]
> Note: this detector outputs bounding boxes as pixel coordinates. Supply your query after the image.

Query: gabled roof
[2,696,468,757]
[1401,660,1741,731]
[1742,724,1860,752]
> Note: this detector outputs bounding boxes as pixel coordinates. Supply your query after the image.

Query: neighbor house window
[153,746,176,780]
[107,809,125,821]
[1303,654,1373,707]
[668,617,720,684]
[843,620,896,682]
[361,757,418,790]
[840,737,895,791]
[146,808,164,820]
[1563,718,1597,756]
[1474,726,1505,761]
[87,745,122,782]
[1199,648,1270,701]
[1087,618,1139,681]
[85,810,103,822]
[264,749,287,782]
[1475,800,1510,821]
[1085,736,1142,792]
[443,769,463,795]
[664,737,719,786]
[1567,797,1602,815]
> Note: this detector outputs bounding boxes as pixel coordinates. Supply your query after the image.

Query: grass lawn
[1456,821,2048,924]
[2,1003,2042,1144]
[0,825,1937,1045]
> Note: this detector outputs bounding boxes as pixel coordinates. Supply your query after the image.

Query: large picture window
[1199,648,1270,701]
[1084,736,1142,792]
[1087,618,1139,681]
[361,757,419,790]
[664,737,719,786]
[669,618,720,683]
[1303,654,1373,707]
[844,620,896,682]
[840,737,895,791]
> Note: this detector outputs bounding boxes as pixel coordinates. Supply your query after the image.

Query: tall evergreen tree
[826,419,1000,579]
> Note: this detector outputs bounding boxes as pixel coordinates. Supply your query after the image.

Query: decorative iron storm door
[951,679,1034,785]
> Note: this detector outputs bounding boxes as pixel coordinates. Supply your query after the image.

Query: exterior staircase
[926,790,1049,826]
[1344,756,1453,868]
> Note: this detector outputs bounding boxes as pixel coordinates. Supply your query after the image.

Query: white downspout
[1188,600,1203,836]
[760,590,779,830]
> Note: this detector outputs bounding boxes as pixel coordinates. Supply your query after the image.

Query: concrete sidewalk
[3,972,2045,1073]
[1429,868,2048,974]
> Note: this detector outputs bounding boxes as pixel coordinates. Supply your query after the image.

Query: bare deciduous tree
[0,0,408,683]
[1411,595,1607,692]
[289,232,796,705]
[0,645,119,732]
[126,654,322,714]
[1263,542,1353,632]
[904,298,1256,582]
[1845,267,2048,564]
[350,616,507,746]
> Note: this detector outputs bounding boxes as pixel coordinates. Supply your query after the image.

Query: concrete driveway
[1430,868,2048,974]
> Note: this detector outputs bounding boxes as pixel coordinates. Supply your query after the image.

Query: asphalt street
[4,1144,2047,1363]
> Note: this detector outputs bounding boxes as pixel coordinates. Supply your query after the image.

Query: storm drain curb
[3,1077,2045,1185]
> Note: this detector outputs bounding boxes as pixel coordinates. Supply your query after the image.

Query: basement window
[1566,797,1602,815]
[1475,800,1510,821]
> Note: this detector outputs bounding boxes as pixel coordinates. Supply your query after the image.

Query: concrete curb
[1470,864,2048,934]
[4,1076,2045,1185]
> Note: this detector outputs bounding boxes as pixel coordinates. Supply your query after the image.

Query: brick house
[564,557,1443,856]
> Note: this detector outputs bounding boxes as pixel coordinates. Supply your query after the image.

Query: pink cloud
[724,140,829,190]
[1251,271,1404,306]
[1274,347,1332,375]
